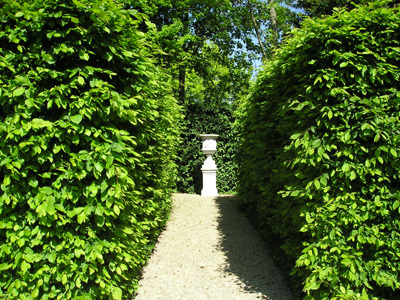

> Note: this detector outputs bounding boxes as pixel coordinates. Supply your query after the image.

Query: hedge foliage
[237,1,400,299]
[176,100,238,194]
[0,0,181,299]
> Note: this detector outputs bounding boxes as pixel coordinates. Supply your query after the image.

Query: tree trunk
[269,0,279,45]
[247,0,268,61]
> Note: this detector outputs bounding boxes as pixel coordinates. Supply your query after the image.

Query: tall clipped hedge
[237,1,400,299]
[0,0,181,299]
[176,101,238,194]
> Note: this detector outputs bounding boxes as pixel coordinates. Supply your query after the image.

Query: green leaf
[105,52,113,61]
[106,156,114,168]
[32,288,39,298]
[76,277,82,288]
[342,258,352,266]
[329,229,335,240]
[71,16,80,24]
[13,87,26,97]
[113,287,123,300]
[3,176,11,186]
[28,179,38,188]
[343,131,351,143]
[312,139,321,148]
[314,179,320,190]
[62,274,68,285]
[32,118,53,129]
[306,280,321,291]
[290,133,301,139]
[41,186,53,195]
[113,205,120,216]
[17,238,25,247]
[45,197,57,215]
[20,260,30,273]
[123,228,134,235]
[48,252,56,263]
[77,212,87,224]
[393,200,400,210]
[70,114,83,124]
[79,50,90,61]
[94,162,104,173]
[61,144,70,153]
[305,212,314,223]
[77,76,85,85]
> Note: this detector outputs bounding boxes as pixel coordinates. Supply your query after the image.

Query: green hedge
[0,0,181,299]
[176,101,238,194]
[237,1,400,299]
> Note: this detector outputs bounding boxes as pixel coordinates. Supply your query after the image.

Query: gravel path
[134,194,294,300]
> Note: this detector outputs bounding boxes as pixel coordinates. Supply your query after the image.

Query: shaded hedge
[237,1,400,299]
[176,101,238,194]
[0,0,181,299]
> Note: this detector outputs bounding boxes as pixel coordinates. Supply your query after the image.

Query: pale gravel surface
[134,193,294,300]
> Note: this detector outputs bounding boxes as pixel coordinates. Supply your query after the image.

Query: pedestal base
[201,170,218,197]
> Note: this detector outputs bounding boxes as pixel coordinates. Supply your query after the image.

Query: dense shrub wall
[237,1,400,299]
[176,101,238,194]
[0,0,181,299]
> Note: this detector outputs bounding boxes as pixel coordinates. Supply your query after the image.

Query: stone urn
[200,134,219,197]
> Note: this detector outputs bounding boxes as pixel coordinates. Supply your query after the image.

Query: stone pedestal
[200,134,219,197]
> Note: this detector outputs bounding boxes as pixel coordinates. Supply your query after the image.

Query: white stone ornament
[200,134,219,197]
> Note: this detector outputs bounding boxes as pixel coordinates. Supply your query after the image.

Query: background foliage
[125,0,301,195]
[176,100,239,194]
[173,40,251,195]
[237,1,400,299]
[0,0,181,299]
[293,0,370,17]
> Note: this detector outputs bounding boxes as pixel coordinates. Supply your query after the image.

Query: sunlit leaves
[238,1,400,299]
[0,0,181,299]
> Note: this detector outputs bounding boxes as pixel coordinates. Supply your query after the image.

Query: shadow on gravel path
[215,195,294,300]
[134,194,293,300]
